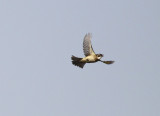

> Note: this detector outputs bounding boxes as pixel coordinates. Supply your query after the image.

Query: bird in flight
[71,33,114,68]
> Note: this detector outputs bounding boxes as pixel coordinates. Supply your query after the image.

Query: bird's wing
[100,60,115,64]
[83,33,96,56]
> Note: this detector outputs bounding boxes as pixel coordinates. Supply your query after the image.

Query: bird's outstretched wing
[100,60,115,64]
[83,33,96,56]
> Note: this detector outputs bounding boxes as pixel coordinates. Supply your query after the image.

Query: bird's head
[96,54,103,60]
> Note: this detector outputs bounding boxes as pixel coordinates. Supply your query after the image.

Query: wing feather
[83,33,95,56]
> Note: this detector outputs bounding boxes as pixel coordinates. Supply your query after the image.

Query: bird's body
[71,33,114,68]
[81,54,98,63]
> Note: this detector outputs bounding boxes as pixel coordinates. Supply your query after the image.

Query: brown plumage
[71,33,114,68]
[71,55,86,68]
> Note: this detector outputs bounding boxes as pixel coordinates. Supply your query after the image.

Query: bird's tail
[71,55,86,68]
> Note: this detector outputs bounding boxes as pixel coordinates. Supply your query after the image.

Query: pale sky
[0,0,160,116]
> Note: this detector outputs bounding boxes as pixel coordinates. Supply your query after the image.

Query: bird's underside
[71,33,114,68]
[71,55,114,68]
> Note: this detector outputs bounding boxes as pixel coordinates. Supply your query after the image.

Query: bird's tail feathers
[71,55,86,68]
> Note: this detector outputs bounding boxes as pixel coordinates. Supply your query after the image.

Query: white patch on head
[97,56,102,59]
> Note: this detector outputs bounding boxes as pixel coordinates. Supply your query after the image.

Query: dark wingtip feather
[102,61,115,64]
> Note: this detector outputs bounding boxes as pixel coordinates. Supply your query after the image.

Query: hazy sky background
[0,0,160,116]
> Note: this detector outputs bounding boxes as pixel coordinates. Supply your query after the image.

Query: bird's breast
[81,55,97,63]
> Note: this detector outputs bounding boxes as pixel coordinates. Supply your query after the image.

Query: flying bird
[71,33,114,68]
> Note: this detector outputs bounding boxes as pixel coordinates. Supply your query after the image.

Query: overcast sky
[0,0,160,116]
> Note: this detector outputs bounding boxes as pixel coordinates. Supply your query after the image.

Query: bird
[71,33,114,68]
